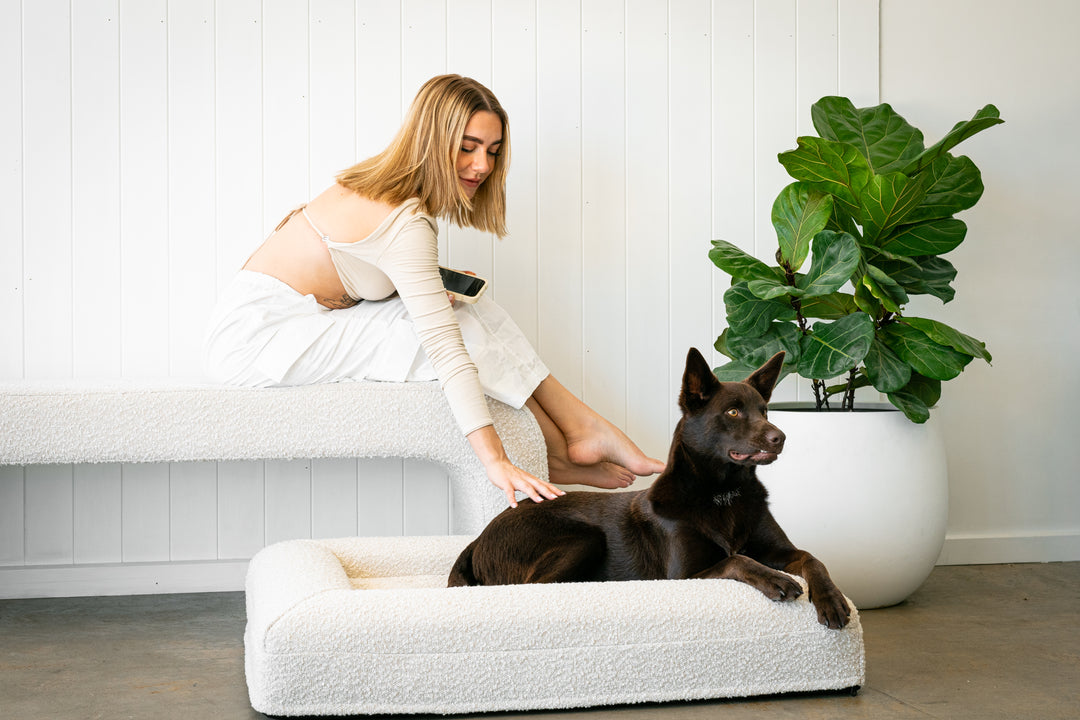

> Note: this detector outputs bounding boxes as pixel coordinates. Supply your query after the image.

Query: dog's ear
[744,351,785,403]
[680,347,721,411]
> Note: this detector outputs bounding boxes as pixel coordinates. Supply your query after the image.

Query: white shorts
[203,271,549,410]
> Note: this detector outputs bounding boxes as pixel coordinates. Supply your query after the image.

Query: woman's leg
[431,298,664,486]
[525,398,636,488]
[529,376,666,483]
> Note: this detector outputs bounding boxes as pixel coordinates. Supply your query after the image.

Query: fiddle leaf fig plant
[710,97,1001,423]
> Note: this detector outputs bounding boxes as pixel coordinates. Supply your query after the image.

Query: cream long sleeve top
[311,199,492,435]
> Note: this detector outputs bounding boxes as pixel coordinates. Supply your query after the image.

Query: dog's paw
[750,570,804,602]
[812,590,852,630]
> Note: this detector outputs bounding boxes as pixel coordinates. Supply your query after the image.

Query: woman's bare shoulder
[310,184,402,242]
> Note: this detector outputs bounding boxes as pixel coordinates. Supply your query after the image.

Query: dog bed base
[244,535,865,716]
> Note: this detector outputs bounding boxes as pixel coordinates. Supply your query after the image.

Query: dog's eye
[726,408,739,418]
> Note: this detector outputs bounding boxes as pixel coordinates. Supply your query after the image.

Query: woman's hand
[484,456,564,508]
[446,269,477,306]
[467,425,564,508]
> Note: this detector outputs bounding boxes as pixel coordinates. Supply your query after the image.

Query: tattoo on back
[322,294,359,309]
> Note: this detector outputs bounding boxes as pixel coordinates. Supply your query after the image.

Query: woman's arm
[377,217,492,433]
[467,425,564,507]
[378,215,561,506]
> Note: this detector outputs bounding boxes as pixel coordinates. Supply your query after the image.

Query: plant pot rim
[768,401,905,413]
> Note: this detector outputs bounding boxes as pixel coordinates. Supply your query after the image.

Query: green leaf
[797,292,859,320]
[903,104,1004,175]
[778,137,873,219]
[812,97,926,174]
[748,277,803,301]
[724,282,795,336]
[859,172,929,245]
[853,281,884,318]
[905,155,985,225]
[713,360,766,382]
[863,337,911,393]
[876,255,958,303]
[796,231,861,298]
[772,183,834,272]
[900,371,942,406]
[886,388,930,423]
[714,328,734,359]
[826,204,862,239]
[727,322,802,372]
[863,247,921,276]
[797,313,875,379]
[718,325,800,381]
[709,239,780,284]
[902,317,992,363]
[887,373,942,423]
[861,264,909,314]
[881,322,973,381]
[879,218,967,257]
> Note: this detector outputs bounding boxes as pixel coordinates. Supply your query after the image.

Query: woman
[204,74,664,507]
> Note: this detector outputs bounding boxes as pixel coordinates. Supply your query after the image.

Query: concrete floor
[1,562,1077,720]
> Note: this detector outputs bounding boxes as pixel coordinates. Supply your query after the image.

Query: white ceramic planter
[758,403,948,610]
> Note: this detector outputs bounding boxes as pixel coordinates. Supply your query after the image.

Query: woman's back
[242,184,402,309]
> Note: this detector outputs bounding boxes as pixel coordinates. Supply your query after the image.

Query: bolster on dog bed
[244,535,865,716]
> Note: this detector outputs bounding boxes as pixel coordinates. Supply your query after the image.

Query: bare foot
[524,381,665,482]
[565,416,665,477]
[548,456,636,489]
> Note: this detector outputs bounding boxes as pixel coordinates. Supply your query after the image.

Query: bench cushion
[0,380,546,534]
[244,535,865,716]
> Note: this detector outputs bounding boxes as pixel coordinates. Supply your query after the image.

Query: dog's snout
[765,426,785,448]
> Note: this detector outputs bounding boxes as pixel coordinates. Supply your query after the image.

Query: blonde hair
[337,75,510,238]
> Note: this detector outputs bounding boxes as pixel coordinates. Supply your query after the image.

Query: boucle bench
[0,380,546,534]
[4,380,866,714]
[245,535,865,716]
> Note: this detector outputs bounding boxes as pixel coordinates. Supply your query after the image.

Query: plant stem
[842,368,858,410]
[785,270,808,327]
[787,286,831,411]
[812,378,830,410]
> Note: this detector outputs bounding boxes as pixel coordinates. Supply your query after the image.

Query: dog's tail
[447,539,480,587]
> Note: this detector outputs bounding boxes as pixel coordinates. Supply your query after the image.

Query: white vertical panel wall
[0,1,886,596]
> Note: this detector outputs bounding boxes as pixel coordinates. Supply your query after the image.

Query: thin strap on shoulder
[301,207,331,243]
[273,204,306,232]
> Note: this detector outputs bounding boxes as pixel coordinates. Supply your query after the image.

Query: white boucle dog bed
[244,535,865,716]
[0,380,545,535]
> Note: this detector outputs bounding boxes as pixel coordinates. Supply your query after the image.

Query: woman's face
[456,110,503,198]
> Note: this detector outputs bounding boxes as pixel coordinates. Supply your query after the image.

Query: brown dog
[448,347,851,629]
